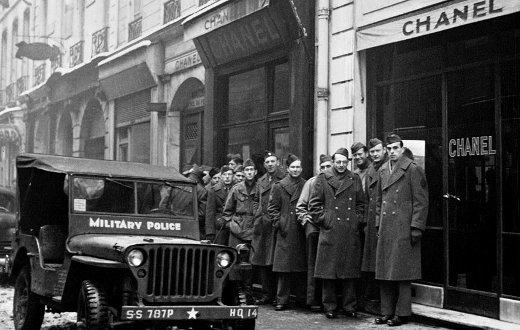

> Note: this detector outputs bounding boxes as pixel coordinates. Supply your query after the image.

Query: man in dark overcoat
[205,166,234,244]
[222,159,258,303]
[296,154,332,311]
[268,154,307,311]
[308,148,366,319]
[251,151,285,305]
[374,134,428,327]
[360,138,387,313]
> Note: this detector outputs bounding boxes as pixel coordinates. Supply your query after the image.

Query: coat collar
[257,168,285,192]
[366,163,380,187]
[235,181,257,196]
[323,168,354,196]
[380,156,413,190]
[278,175,305,202]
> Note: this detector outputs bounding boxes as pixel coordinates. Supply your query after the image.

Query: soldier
[374,134,428,327]
[205,166,234,244]
[295,154,332,311]
[222,159,258,304]
[309,148,366,319]
[252,151,285,305]
[268,154,307,311]
[360,138,387,314]
[233,165,245,184]
[228,156,244,171]
[351,142,371,190]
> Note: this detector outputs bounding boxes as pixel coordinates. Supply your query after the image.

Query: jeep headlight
[127,249,145,267]
[216,251,232,268]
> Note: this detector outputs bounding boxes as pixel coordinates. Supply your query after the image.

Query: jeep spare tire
[13,265,45,330]
[77,280,110,329]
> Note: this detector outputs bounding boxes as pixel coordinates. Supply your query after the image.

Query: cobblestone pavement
[0,284,450,329]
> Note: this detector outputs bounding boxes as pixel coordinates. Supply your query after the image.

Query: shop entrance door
[181,107,203,169]
[444,65,499,318]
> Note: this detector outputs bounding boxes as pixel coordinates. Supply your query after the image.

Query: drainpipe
[315,0,330,171]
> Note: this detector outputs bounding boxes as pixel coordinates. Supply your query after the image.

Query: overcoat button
[396,189,399,192]
[346,218,350,221]
[383,212,386,215]
[348,207,351,210]
[394,201,397,204]
[392,212,396,215]
[337,217,341,220]
[335,207,338,210]
[349,198,352,201]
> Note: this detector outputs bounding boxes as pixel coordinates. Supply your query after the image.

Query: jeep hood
[67,234,202,262]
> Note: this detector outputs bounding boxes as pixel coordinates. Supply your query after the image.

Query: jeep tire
[77,280,110,329]
[13,265,45,330]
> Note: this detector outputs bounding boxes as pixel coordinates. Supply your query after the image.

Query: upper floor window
[133,0,142,18]
[62,0,74,38]
[11,19,18,83]
[164,0,181,23]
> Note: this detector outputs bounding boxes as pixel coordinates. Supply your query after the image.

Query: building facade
[351,0,520,324]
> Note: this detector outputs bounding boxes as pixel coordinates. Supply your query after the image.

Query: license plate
[121,306,258,320]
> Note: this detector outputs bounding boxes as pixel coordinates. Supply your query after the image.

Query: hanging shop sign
[448,136,497,158]
[357,0,520,50]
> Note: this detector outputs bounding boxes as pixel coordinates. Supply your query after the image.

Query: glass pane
[130,121,150,164]
[447,66,497,292]
[226,123,266,161]
[503,235,520,296]
[72,178,135,214]
[273,126,290,167]
[0,191,14,213]
[228,68,266,123]
[138,182,194,217]
[272,62,290,113]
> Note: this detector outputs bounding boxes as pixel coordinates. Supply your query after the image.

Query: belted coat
[251,169,285,266]
[308,168,366,279]
[205,182,232,245]
[267,175,307,273]
[361,162,380,272]
[375,156,428,281]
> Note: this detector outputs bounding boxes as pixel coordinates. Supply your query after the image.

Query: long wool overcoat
[308,168,366,279]
[375,156,428,281]
[251,169,285,267]
[267,176,307,273]
[361,162,380,272]
[222,181,258,249]
[205,182,232,245]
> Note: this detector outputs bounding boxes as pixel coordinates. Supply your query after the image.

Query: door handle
[443,193,461,202]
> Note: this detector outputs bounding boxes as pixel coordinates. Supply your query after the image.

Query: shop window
[220,60,289,164]
[117,122,150,164]
[62,0,73,38]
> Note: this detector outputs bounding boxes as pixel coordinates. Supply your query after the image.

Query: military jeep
[10,154,257,329]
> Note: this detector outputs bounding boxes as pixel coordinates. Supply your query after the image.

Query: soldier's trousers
[380,280,412,317]
[276,272,306,305]
[306,232,321,306]
[322,279,357,312]
[259,265,276,300]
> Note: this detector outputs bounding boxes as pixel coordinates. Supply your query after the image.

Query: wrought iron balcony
[92,26,108,56]
[164,0,181,23]
[5,83,15,104]
[128,17,142,41]
[16,76,28,95]
[51,53,62,72]
[69,41,84,68]
[34,63,46,86]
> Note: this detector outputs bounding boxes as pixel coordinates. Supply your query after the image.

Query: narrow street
[0,284,451,330]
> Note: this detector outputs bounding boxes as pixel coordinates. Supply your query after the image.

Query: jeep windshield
[71,177,194,217]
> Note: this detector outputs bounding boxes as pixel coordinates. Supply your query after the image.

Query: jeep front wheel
[13,265,45,330]
[77,280,110,329]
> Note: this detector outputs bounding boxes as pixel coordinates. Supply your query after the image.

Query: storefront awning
[99,62,156,100]
[183,0,305,67]
[0,125,20,144]
[356,0,520,51]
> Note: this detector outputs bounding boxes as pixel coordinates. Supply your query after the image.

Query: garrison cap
[234,165,244,173]
[319,154,332,164]
[264,150,278,160]
[243,159,255,169]
[351,142,367,154]
[385,133,403,145]
[208,167,219,178]
[285,154,300,167]
[333,147,350,159]
[220,165,232,174]
[368,138,383,149]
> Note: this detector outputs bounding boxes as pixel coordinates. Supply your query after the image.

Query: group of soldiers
[190,133,429,327]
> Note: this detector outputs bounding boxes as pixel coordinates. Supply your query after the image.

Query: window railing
[69,40,84,68]
[34,63,46,86]
[164,0,181,23]
[92,26,108,56]
[51,53,62,72]
[16,76,28,95]
[5,83,15,104]
[128,17,142,41]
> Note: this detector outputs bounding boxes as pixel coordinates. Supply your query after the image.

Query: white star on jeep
[187,307,198,319]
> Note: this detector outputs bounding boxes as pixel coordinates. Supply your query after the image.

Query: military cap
[368,138,383,149]
[351,142,367,154]
[220,165,232,174]
[285,154,300,167]
[333,147,350,159]
[319,154,332,164]
[243,158,255,169]
[234,165,244,173]
[264,150,278,160]
[208,167,219,178]
[386,133,403,145]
